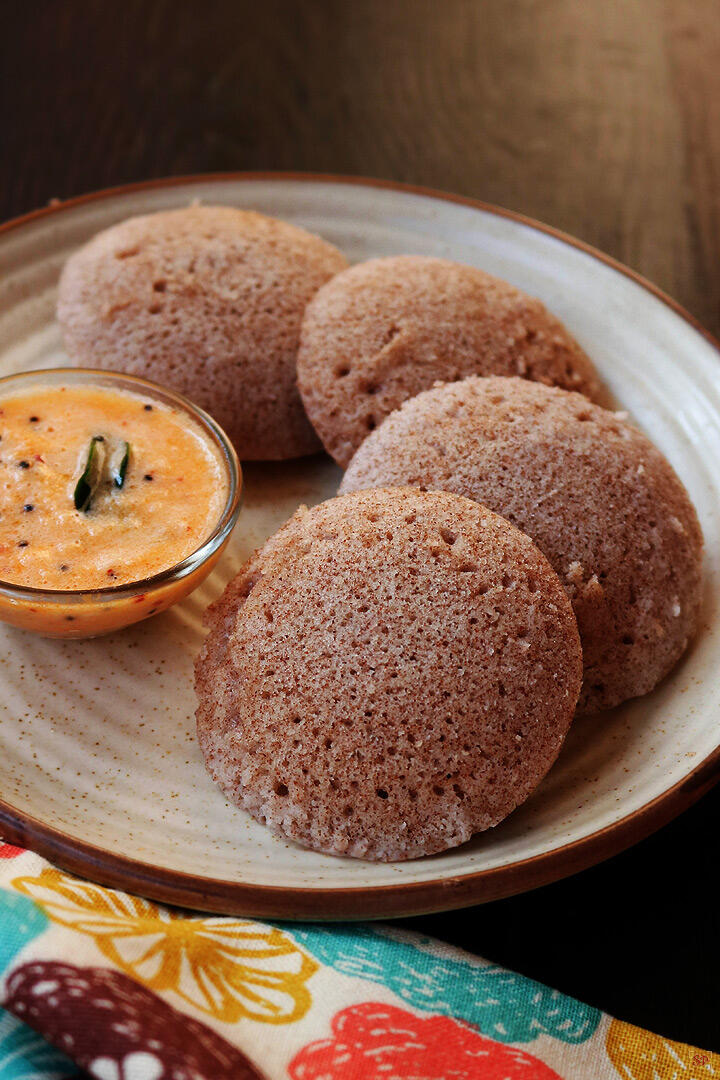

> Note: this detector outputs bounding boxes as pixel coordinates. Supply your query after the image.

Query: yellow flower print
[12,869,317,1025]
[606,1018,720,1078]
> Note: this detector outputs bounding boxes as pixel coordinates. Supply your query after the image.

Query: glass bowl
[0,368,242,638]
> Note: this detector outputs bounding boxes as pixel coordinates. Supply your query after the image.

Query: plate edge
[1,170,719,917]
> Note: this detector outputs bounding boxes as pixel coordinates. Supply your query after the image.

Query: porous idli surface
[195,487,582,861]
[341,376,704,714]
[297,255,602,466]
[58,205,348,460]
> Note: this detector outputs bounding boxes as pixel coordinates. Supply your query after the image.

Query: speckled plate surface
[1,174,719,919]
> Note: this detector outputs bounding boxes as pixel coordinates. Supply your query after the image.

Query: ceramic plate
[1,174,719,919]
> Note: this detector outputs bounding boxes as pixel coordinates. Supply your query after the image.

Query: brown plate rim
[1,170,719,920]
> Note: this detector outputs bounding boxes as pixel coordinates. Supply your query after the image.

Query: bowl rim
[0,366,242,600]
[0,170,719,919]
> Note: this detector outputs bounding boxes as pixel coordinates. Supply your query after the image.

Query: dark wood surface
[2,0,719,1050]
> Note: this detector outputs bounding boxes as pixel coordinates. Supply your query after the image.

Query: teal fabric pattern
[0,890,48,973]
[0,1010,76,1080]
[289,924,601,1044]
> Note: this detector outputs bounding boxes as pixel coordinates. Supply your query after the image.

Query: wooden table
[2,0,718,1049]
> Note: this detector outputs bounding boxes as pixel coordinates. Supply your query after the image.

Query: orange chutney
[0,380,234,637]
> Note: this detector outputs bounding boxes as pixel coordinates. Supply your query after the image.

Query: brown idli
[195,487,582,861]
[297,255,603,466]
[341,376,704,714]
[57,205,348,460]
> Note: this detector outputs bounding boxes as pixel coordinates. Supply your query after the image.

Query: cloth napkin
[0,839,716,1079]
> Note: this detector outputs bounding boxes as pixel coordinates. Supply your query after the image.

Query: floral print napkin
[0,839,716,1079]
